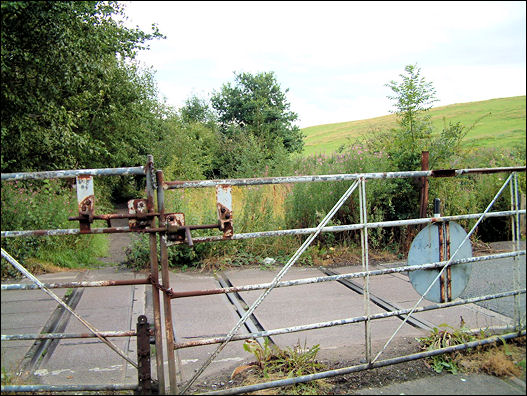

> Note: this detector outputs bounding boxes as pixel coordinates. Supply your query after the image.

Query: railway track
[14,271,89,381]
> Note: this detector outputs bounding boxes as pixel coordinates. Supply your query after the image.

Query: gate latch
[216,185,233,238]
[76,176,95,233]
[128,199,149,230]
[166,213,193,246]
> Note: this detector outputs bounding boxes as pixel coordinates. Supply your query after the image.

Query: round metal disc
[408,222,472,303]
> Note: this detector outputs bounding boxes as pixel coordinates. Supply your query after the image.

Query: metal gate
[1,155,525,394]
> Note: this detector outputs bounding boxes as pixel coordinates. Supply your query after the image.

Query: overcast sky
[121,1,526,128]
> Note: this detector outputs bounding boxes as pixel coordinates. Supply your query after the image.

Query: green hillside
[301,96,526,156]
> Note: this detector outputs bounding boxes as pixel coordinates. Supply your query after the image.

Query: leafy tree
[1,1,165,172]
[383,64,436,172]
[386,64,438,144]
[210,71,304,154]
[180,95,216,126]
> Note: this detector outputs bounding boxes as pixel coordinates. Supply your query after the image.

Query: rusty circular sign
[407,222,472,303]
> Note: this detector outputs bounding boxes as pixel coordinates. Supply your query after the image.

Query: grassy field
[301,96,526,156]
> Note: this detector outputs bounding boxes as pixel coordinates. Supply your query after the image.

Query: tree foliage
[1,1,165,172]
[386,64,438,141]
[211,71,304,155]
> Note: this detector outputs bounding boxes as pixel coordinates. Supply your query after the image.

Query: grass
[36,234,109,269]
[417,321,526,379]
[301,96,526,156]
[231,339,331,395]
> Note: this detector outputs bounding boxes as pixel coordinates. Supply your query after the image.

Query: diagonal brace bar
[0,248,138,369]
[180,180,360,394]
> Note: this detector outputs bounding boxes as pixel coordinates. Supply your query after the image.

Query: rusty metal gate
[1,155,525,394]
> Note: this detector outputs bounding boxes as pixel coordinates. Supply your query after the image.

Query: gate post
[156,170,181,394]
[145,155,165,394]
[136,315,156,395]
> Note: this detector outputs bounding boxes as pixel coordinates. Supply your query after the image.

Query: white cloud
[122,1,526,127]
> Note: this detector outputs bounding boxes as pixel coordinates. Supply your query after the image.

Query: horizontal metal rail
[319,267,435,331]
[1,166,145,181]
[1,277,150,291]
[200,330,526,395]
[2,210,524,240]
[165,251,525,298]
[173,289,525,349]
[164,166,526,189]
[1,383,138,393]
[2,330,139,341]
[0,226,163,238]
[165,210,525,245]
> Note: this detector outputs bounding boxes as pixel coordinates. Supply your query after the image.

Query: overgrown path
[96,203,135,266]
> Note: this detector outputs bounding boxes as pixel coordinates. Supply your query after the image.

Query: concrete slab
[1,288,66,373]
[357,372,525,395]
[168,272,252,382]
[336,265,515,330]
[1,253,524,393]
[461,255,526,321]
[223,267,427,363]
[36,270,142,386]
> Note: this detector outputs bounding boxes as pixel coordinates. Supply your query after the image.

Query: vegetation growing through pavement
[230,339,331,395]
[417,322,526,379]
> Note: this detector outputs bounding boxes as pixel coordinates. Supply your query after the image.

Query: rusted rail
[2,278,150,290]
[164,166,526,189]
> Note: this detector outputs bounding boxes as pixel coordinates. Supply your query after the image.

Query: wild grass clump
[124,143,524,271]
[418,321,526,378]
[417,322,478,374]
[230,339,331,395]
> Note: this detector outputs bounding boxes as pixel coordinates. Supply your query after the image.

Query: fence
[1,155,525,394]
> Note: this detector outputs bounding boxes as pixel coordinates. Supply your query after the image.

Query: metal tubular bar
[200,330,526,395]
[180,180,361,394]
[137,315,154,394]
[1,278,150,291]
[1,166,145,181]
[172,289,525,349]
[163,166,525,189]
[165,251,525,298]
[163,210,526,246]
[1,383,139,393]
[0,248,138,369]
[68,212,161,221]
[359,177,372,362]
[2,210,524,240]
[372,173,515,364]
[146,156,166,395]
[419,151,429,222]
[2,330,138,341]
[157,171,179,394]
[319,267,435,331]
[511,172,522,329]
[1,226,168,238]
